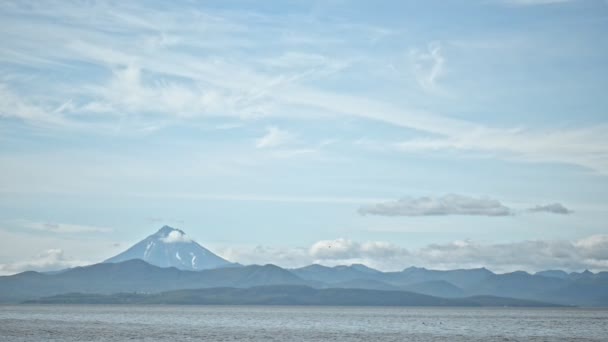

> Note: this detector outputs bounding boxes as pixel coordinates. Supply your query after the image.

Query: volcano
[104,226,235,270]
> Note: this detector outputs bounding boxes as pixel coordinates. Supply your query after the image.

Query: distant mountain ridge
[1,258,606,306]
[289,263,607,306]
[1,225,606,307]
[104,226,236,271]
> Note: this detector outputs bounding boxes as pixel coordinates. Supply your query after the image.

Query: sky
[1,0,608,275]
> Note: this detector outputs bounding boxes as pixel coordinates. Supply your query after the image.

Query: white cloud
[216,239,410,270]
[0,249,87,275]
[575,235,608,260]
[527,203,573,215]
[410,42,445,92]
[414,239,580,272]
[160,230,192,243]
[310,238,409,262]
[217,245,310,267]
[0,227,125,276]
[310,238,361,260]
[255,126,293,148]
[359,194,512,217]
[402,235,608,272]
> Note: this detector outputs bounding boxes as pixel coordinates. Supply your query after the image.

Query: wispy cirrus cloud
[0,84,71,127]
[1,1,607,175]
[17,221,113,234]
[393,125,608,175]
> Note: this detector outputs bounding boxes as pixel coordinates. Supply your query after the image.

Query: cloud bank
[0,249,87,275]
[218,235,608,273]
[2,234,607,275]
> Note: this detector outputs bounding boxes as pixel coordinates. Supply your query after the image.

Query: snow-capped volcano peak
[104,226,234,270]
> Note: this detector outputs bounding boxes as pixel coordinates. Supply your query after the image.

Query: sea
[1,305,607,341]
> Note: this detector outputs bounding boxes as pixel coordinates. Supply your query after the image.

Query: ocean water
[1,305,607,342]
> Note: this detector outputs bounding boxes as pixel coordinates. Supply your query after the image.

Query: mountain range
[1,226,606,307]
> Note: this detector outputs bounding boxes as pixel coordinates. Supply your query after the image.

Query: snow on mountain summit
[104,226,234,270]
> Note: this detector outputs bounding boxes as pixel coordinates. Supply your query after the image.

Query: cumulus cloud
[160,230,192,243]
[575,235,608,260]
[215,239,410,270]
[217,245,310,268]
[359,194,512,217]
[527,203,573,215]
[377,235,608,272]
[309,238,409,260]
[309,238,360,260]
[255,126,293,148]
[414,239,585,272]
[0,249,87,275]
[309,238,410,270]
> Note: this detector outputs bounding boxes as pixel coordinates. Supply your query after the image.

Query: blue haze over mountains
[1,227,606,307]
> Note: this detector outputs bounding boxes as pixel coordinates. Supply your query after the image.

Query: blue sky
[1,0,607,274]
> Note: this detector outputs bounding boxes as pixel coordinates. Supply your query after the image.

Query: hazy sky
[1,0,608,275]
